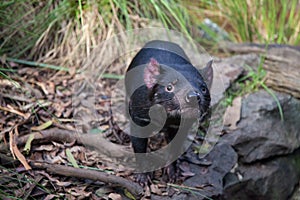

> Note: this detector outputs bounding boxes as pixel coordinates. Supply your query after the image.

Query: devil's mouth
[166,106,203,119]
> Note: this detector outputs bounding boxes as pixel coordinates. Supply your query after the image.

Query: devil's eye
[201,86,207,93]
[166,84,174,92]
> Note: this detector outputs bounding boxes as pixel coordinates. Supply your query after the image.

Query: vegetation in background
[0,0,190,67]
[224,63,267,107]
[1,0,300,67]
[186,0,300,45]
[223,57,284,121]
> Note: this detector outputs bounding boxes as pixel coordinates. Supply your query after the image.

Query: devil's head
[143,57,213,121]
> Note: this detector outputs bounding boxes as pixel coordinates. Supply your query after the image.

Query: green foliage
[0,0,74,57]
[195,0,300,45]
[5,57,69,71]
[1,0,299,65]
[224,56,284,120]
[0,0,191,65]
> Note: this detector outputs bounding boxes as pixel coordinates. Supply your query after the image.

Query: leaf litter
[0,55,217,199]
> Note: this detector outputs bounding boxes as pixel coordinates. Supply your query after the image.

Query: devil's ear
[144,58,160,89]
[200,60,213,89]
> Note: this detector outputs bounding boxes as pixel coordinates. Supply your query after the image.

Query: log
[221,43,300,98]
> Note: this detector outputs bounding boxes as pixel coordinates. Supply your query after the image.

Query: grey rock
[182,143,237,199]
[223,148,300,199]
[291,183,300,200]
[222,89,300,163]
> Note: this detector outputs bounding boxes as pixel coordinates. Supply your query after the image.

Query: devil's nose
[186,91,200,104]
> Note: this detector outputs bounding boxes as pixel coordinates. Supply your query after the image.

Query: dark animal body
[125,40,213,185]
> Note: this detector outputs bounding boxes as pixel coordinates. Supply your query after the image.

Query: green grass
[0,166,52,199]
[5,57,69,71]
[1,0,299,68]
[0,0,191,67]
[1,0,299,63]
[223,55,284,121]
[187,0,300,45]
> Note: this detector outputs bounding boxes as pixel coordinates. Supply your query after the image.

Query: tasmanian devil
[125,40,213,186]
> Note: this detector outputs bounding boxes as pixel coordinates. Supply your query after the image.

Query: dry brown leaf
[9,128,32,170]
[1,105,30,118]
[150,184,162,195]
[143,185,151,198]
[52,102,65,117]
[181,171,196,177]
[63,108,73,118]
[47,81,55,94]
[55,181,72,187]
[194,184,210,189]
[36,82,49,95]
[9,128,16,159]
[67,186,91,198]
[44,194,58,200]
[36,170,58,182]
[44,154,65,164]
[179,161,195,177]
[223,96,242,130]
[34,144,54,151]
[108,193,122,200]
[0,78,19,87]
[95,187,114,197]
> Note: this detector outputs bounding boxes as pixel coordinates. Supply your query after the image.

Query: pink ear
[144,58,160,89]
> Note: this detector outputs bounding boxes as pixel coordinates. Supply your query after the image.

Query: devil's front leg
[162,126,181,183]
[130,123,153,186]
[163,119,193,182]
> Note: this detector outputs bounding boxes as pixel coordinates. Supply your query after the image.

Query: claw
[163,164,178,183]
[135,172,152,187]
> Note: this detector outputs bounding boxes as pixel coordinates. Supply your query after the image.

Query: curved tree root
[30,161,144,198]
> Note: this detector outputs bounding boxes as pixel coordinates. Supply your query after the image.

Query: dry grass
[2,0,299,70]
[0,0,190,68]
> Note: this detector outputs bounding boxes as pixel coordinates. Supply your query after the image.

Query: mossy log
[222,43,300,99]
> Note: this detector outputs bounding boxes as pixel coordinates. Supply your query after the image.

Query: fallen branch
[0,128,132,160]
[0,128,143,197]
[30,161,144,198]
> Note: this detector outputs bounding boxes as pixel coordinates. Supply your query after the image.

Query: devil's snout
[185,91,201,105]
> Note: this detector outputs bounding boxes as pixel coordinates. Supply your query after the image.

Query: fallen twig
[1,128,131,160]
[30,161,144,198]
